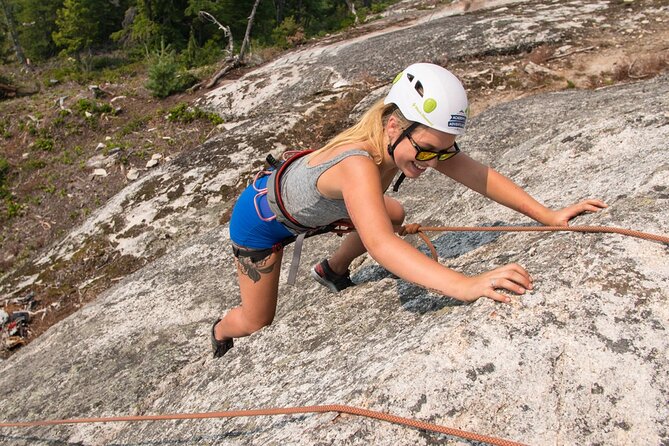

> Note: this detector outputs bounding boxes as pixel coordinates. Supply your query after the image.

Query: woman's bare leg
[214,250,283,340]
[327,196,405,275]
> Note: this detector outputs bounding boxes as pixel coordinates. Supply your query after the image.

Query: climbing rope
[398,224,669,260]
[0,404,527,446]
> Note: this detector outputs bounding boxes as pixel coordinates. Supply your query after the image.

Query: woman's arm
[436,153,607,226]
[336,156,532,303]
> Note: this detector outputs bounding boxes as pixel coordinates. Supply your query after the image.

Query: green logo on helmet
[411,103,434,126]
[392,71,403,84]
[423,98,437,113]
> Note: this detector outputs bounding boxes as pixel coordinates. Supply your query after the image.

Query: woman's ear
[386,114,399,139]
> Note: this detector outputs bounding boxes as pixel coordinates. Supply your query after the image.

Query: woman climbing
[211,62,607,358]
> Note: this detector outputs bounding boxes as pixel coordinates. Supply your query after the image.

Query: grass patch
[120,115,152,136]
[0,118,11,138]
[22,158,48,171]
[167,103,224,125]
[74,99,114,116]
[33,137,55,152]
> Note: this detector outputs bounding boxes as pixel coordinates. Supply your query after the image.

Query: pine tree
[52,0,98,68]
[14,0,62,61]
[130,0,190,52]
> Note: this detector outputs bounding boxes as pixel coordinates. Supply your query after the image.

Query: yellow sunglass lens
[416,152,438,161]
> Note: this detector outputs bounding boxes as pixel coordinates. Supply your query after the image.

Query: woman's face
[389,120,457,178]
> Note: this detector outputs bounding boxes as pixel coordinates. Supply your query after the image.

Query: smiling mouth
[412,162,427,172]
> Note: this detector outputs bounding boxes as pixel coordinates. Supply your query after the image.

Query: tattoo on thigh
[238,256,275,283]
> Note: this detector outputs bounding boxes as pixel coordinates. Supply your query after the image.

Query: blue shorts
[229,174,294,249]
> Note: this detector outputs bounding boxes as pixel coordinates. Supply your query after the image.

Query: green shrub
[0,158,19,218]
[180,38,224,69]
[120,116,152,136]
[41,183,57,194]
[74,99,113,115]
[23,159,47,171]
[0,118,10,138]
[59,149,75,165]
[90,54,127,71]
[272,17,305,49]
[146,41,198,98]
[0,157,9,198]
[4,198,22,219]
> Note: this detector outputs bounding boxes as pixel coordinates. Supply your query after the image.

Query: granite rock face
[1,74,667,446]
[1,1,668,446]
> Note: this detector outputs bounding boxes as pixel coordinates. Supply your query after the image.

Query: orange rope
[0,404,526,446]
[398,224,669,260]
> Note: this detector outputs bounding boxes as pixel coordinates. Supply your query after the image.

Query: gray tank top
[270,149,371,230]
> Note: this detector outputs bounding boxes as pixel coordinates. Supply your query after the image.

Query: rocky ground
[0,0,668,358]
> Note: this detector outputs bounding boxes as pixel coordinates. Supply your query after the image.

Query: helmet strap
[387,122,418,161]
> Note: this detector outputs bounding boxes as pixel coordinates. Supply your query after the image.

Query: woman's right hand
[458,263,533,303]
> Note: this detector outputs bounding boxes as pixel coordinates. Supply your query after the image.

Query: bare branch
[199,11,233,58]
[343,0,359,25]
[545,46,596,62]
[194,0,263,90]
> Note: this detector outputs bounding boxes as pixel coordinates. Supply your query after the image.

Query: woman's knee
[239,313,275,335]
[384,196,405,225]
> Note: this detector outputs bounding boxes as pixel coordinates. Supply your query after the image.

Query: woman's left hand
[545,199,608,226]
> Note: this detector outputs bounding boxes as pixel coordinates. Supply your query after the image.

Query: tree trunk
[343,0,359,25]
[274,0,286,25]
[0,0,27,66]
[237,0,262,63]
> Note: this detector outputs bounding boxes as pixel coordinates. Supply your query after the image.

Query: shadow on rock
[103,415,311,446]
[0,434,84,445]
[351,222,512,314]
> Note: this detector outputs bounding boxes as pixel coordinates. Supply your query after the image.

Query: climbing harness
[0,404,527,446]
[254,150,355,284]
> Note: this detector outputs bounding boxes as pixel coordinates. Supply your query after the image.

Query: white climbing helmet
[384,63,469,135]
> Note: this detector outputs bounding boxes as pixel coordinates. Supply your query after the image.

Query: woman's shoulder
[309,142,375,165]
[312,143,381,199]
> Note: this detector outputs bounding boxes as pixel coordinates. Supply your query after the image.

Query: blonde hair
[312,99,413,164]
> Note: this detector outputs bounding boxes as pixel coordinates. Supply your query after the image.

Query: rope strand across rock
[0,404,527,446]
[397,224,669,260]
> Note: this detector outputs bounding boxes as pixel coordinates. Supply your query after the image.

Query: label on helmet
[448,113,466,129]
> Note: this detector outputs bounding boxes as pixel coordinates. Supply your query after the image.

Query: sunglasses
[406,133,460,161]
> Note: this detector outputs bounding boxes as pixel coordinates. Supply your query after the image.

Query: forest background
[0,0,374,69]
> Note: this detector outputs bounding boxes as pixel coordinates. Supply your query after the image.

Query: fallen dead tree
[191,0,263,91]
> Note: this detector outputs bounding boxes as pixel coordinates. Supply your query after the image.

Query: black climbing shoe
[211,319,234,358]
[311,259,355,292]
